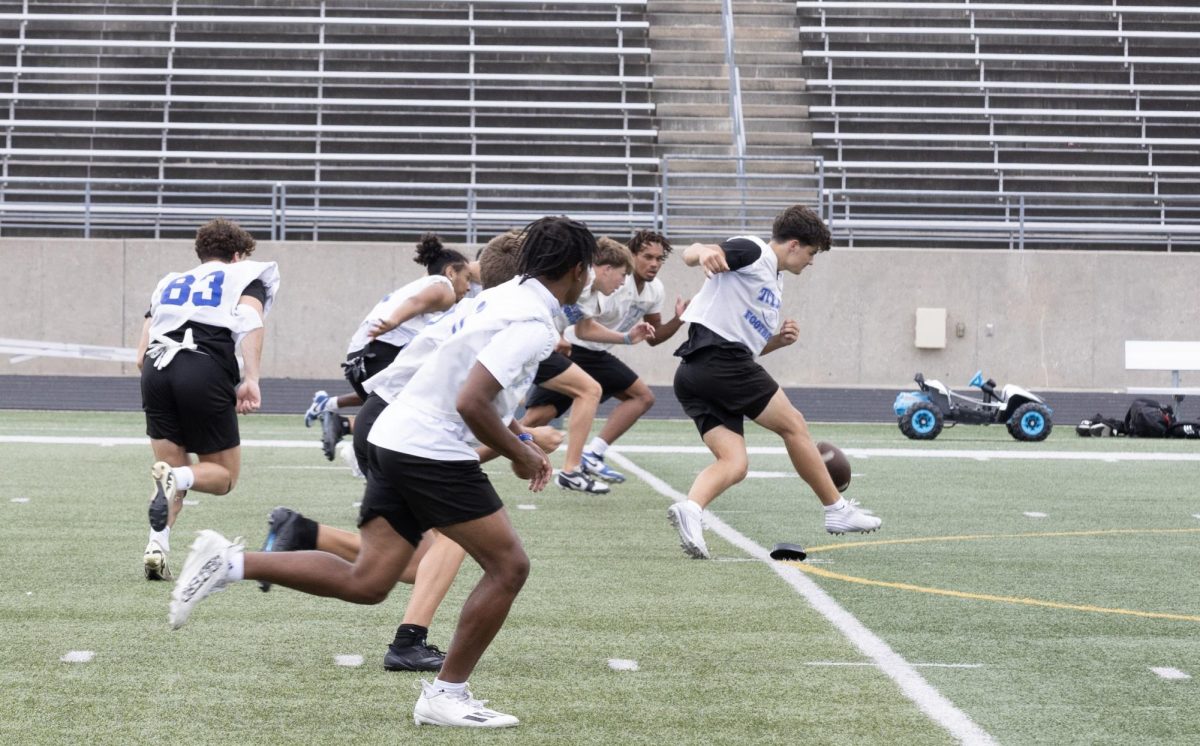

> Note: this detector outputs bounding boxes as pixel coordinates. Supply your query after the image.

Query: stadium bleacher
[797,0,1200,248]
[0,0,657,239]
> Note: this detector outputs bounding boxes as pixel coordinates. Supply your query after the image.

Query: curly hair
[477,230,524,289]
[413,232,468,276]
[594,236,634,272]
[772,205,831,252]
[628,228,672,257]
[194,218,256,262]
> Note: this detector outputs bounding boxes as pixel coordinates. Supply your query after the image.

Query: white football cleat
[413,680,519,728]
[143,540,172,581]
[169,530,242,629]
[667,501,710,559]
[336,441,365,480]
[303,390,330,428]
[824,499,883,535]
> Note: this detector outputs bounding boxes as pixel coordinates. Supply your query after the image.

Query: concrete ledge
[0,374,1144,427]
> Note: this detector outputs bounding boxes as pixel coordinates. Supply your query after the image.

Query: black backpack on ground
[1124,398,1175,438]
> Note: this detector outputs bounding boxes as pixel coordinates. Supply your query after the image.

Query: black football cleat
[258,506,303,592]
[383,640,446,672]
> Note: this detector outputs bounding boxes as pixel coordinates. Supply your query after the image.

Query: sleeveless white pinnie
[680,235,782,357]
[347,274,453,353]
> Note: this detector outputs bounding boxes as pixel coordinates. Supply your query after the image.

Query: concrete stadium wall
[1,238,1197,391]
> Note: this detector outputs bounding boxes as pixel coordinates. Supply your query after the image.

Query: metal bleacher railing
[0,0,657,240]
[796,0,1200,248]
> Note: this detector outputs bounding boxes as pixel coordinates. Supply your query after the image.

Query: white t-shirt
[148,259,280,343]
[361,278,523,404]
[368,277,559,461]
[565,273,664,352]
[347,275,453,353]
[680,235,782,358]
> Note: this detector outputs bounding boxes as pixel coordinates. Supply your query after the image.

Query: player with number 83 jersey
[137,219,280,584]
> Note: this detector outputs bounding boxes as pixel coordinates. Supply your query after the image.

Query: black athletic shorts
[343,340,403,400]
[525,345,639,417]
[359,447,504,547]
[673,347,779,436]
[352,392,389,477]
[533,350,573,386]
[141,350,240,454]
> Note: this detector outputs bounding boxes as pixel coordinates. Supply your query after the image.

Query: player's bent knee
[491,551,530,595]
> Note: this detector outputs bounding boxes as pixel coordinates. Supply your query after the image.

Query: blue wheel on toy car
[1009,402,1052,442]
[899,401,943,440]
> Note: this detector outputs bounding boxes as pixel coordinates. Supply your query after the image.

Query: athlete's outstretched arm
[369,283,455,339]
[573,317,655,346]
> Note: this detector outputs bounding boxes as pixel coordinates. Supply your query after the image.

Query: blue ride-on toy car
[893,371,1053,441]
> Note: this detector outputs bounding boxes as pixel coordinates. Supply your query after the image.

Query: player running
[666,206,882,559]
[136,218,279,580]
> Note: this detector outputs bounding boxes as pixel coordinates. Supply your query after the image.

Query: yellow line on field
[790,563,1200,623]
[793,528,1200,622]
[805,527,1200,554]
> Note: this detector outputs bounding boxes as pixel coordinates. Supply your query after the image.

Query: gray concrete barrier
[2,237,1197,390]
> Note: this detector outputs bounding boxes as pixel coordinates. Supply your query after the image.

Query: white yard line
[1150,667,1191,681]
[3,434,1197,463]
[605,451,997,746]
[806,661,984,669]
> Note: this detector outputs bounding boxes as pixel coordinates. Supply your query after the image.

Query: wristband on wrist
[517,432,534,443]
[622,332,632,345]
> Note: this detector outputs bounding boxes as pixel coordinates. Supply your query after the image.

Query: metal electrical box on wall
[915,307,947,349]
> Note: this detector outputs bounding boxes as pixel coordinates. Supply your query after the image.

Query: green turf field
[2,410,1198,744]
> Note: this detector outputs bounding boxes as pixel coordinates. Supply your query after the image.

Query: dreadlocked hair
[413,232,468,276]
[516,216,596,282]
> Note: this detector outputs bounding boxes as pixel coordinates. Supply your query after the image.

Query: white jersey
[347,274,452,353]
[565,273,664,352]
[360,279,523,403]
[368,277,559,461]
[147,259,280,343]
[681,235,781,358]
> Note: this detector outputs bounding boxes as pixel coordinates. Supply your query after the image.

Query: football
[817,441,851,492]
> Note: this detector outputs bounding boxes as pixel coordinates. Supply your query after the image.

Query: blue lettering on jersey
[562,303,585,324]
[757,287,780,310]
[742,309,772,341]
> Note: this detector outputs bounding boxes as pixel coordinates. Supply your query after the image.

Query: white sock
[685,499,703,516]
[824,497,847,512]
[149,527,170,552]
[227,550,245,582]
[432,678,467,694]
[173,465,195,491]
[588,437,609,457]
[326,398,340,413]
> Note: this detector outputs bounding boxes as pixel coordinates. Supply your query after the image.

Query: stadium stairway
[648,0,817,234]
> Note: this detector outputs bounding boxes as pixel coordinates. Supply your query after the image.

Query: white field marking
[10,497,30,503]
[266,465,345,470]
[1150,667,1191,681]
[605,451,996,746]
[334,654,364,667]
[1193,514,1200,520]
[608,658,639,672]
[1023,511,1048,518]
[5,434,1199,464]
[61,651,94,663]
[805,661,984,669]
[516,504,537,510]
[352,501,362,508]
[713,557,758,562]
[182,499,199,506]
[746,470,792,479]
